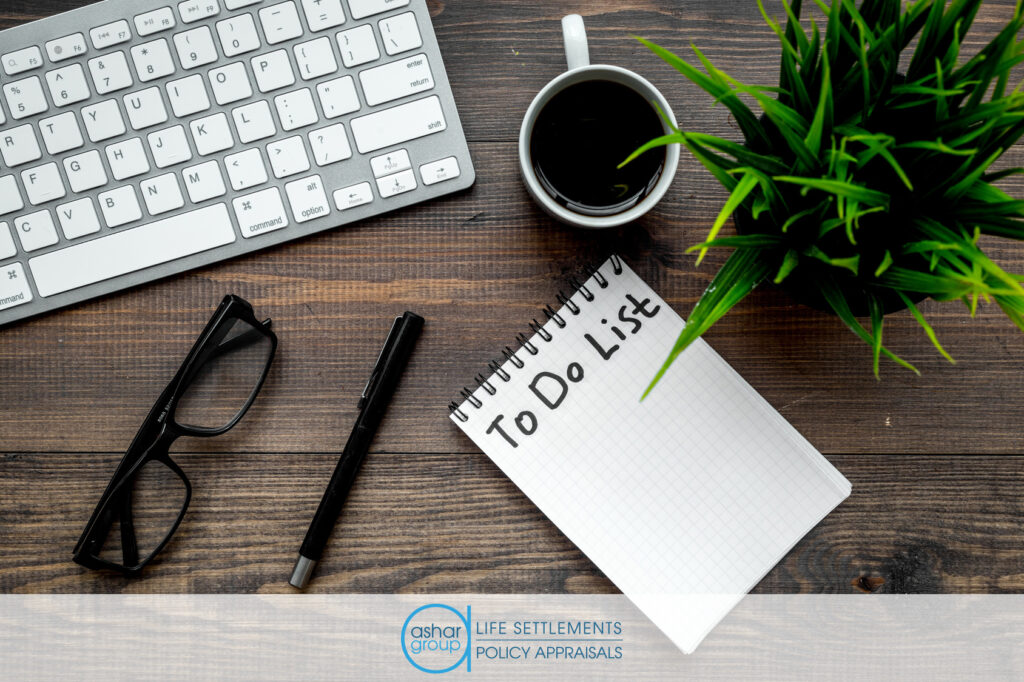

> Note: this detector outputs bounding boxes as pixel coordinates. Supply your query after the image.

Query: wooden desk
[2,0,1023,595]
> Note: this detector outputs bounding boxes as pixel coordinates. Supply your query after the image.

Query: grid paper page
[451,256,851,653]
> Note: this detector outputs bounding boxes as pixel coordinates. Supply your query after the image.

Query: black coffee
[530,80,666,217]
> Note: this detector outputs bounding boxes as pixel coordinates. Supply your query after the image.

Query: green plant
[628,0,1024,397]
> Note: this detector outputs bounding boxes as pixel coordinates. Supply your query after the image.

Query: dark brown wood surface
[1,0,1023,594]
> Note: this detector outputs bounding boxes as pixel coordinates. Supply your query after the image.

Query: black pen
[289,312,425,589]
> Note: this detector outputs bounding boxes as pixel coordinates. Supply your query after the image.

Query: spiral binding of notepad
[448,255,625,422]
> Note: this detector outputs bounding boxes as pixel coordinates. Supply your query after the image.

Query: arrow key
[225,149,268,191]
[375,169,417,199]
[333,182,374,211]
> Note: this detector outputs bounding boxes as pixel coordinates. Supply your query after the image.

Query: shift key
[350,95,446,154]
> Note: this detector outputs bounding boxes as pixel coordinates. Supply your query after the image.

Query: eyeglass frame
[72,294,278,575]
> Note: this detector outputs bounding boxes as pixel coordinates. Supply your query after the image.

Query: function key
[347,0,409,21]
[90,20,133,50]
[179,0,221,23]
[2,46,43,76]
[45,34,88,63]
[224,0,263,8]
[135,8,177,36]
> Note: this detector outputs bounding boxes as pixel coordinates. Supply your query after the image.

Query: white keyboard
[0,0,474,325]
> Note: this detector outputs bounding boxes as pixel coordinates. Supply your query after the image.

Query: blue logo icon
[401,603,472,674]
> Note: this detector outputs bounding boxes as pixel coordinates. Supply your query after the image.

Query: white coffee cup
[519,14,681,229]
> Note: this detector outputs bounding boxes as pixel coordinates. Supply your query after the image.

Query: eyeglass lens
[94,458,188,567]
[174,317,274,431]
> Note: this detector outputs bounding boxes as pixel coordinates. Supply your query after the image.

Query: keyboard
[0,0,474,326]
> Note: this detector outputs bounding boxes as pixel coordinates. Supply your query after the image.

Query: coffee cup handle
[562,14,590,71]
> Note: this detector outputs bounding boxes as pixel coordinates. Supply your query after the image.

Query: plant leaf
[643,248,775,399]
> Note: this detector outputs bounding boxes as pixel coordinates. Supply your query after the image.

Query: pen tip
[289,555,317,590]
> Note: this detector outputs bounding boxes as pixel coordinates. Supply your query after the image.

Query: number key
[3,77,48,119]
[174,26,220,69]
[45,64,91,107]
[88,52,134,95]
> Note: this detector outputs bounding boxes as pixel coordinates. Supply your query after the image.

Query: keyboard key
[379,12,421,56]
[294,37,338,81]
[3,46,44,76]
[232,100,277,143]
[135,8,177,36]
[22,163,66,206]
[347,0,409,20]
[175,27,219,69]
[141,173,186,215]
[0,125,42,167]
[420,156,460,185]
[225,0,264,8]
[29,204,236,297]
[64,150,109,193]
[275,88,318,131]
[45,64,91,107]
[14,210,60,252]
[333,181,373,211]
[216,14,262,57]
[260,2,304,45]
[285,175,329,222]
[167,74,211,117]
[182,160,227,202]
[267,135,310,178]
[360,53,433,106]
[56,198,101,240]
[0,263,33,311]
[40,111,84,153]
[225,148,268,190]
[149,125,194,168]
[45,34,88,63]
[81,99,127,142]
[0,222,17,259]
[209,62,253,104]
[302,0,346,31]
[308,123,351,166]
[98,185,143,227]
[190,112,234,155]
[90,20,133,50]
[106,138,151,180]
[124,88,169,130]
[179,0,221,23]
[88,52,134,94]
[337,25,379,68]
[233,186,288,237]
[370,148,409,177]
[0,177,25,216]
[350,95,446,154]
[317,76,359,118]
[251,50,295,92]
[131,39,177,82]
[4,77,49,119]
[376,168,416,198]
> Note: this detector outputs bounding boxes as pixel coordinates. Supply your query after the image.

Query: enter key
[359,53,434,107]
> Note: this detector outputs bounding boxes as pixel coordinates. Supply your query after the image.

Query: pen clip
[359,316,403,410]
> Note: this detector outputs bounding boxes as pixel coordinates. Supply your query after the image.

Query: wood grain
[3,451,1024,594]
[1,0,1023,595]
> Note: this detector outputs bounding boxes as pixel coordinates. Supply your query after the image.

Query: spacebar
[29,204,236,298]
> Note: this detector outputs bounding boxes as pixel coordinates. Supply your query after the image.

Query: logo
[401,603,472,674]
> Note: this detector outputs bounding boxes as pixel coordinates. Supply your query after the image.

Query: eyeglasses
[73,295,277,575]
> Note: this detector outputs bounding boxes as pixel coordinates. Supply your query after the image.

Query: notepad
[450,256,851,653]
